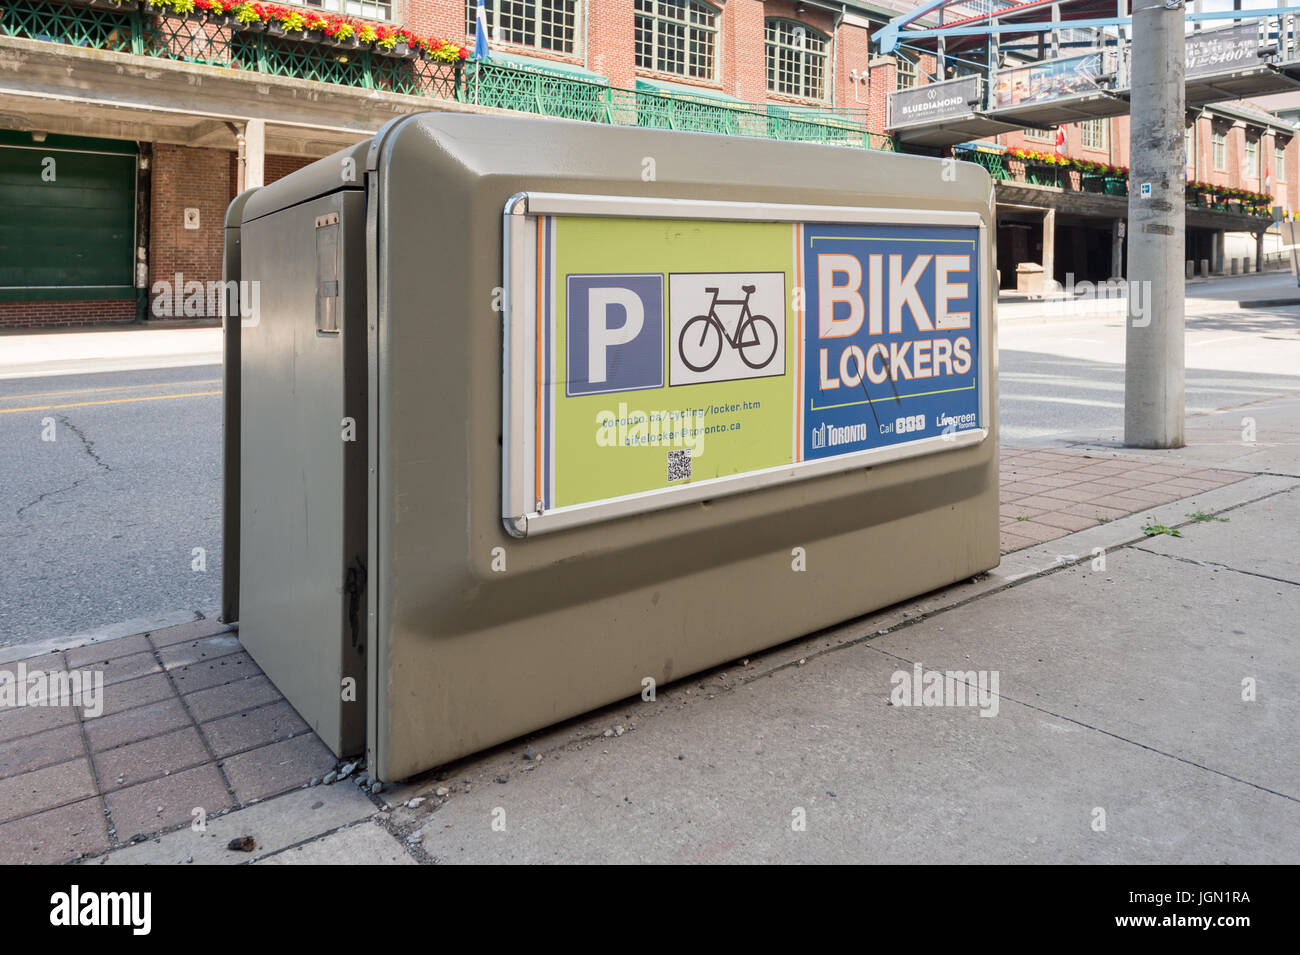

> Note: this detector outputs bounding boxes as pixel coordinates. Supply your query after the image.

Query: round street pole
[1125,1,1187,448]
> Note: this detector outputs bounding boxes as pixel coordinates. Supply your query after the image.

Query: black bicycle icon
[677,285,778,373]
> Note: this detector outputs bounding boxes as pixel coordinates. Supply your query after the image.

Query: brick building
[0,0,911,328]
[1,0,1294,326]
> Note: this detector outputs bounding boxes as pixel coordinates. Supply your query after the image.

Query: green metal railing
[956,146,1128,197]
[459,60,894,150]
[1,0,892,151]
[955,145,1275,216]
[1,0,461,98]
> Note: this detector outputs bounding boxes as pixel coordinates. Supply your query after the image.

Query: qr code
[667,448,692,482]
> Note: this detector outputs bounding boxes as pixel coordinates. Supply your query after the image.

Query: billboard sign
[993,52,1108,109]
[890,75,983,129]
[502,195,988,536]
[1186,23,1263,77]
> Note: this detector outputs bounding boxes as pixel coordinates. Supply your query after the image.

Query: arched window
[635,0,720,80]
[465,0,579,54]
[766,19,827,100]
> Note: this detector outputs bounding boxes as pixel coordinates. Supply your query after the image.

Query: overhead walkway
[881,1,1300,149]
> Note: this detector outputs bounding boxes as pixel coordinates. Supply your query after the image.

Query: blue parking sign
[565,273,664,396]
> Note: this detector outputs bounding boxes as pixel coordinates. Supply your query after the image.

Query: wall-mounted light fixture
[31,130,47,143]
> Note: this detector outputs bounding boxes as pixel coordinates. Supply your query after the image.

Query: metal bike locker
[225,113,999,781]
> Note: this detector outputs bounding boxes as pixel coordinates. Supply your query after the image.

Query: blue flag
[474,0,490,61]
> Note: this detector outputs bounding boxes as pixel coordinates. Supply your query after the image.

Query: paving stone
[1010,494,1076,511]
[146,617,232,649]
[1003,520,1068,545]
[0,758,96,824]
[170,652,261,695]
[0,652,66,682]
[1000,503,1048,520]
[1033,510,1102,533]
[86,783,376,865]
[0,700,77,744]
[221,735,339,803]
[0,796,109,865]
[1040,486,1105,503]
[91,674,176,719]
[1060,502,1130,522]
[94,727,210,793]
[0,724,85,780]
[201,701,309,759]
[86,650,163,688]
[999,530,1037,553]
[184,675,282,723]
[157,633,243,671]
[104,764,232,841]
[64,635,151,668]
[84,698,192,753]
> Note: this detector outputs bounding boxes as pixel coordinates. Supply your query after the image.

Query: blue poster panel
[800,223,981,463]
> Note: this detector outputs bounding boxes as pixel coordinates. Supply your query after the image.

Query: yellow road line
[0,379,222,401]
[0,390,222,415]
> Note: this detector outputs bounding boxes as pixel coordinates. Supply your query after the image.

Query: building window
[1246,136,1259,179]
[465,0,578,54]
[1023,127,1055,143]
[895,56,917,90]
[1277,143,1287,181]
[766,19,827,100]
[1080,119,1107,151]
[1212,128,1227,171]
[635,0,719,80]
[303,0,392,21]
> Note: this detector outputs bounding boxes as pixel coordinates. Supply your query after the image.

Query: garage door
[0,131,136,301]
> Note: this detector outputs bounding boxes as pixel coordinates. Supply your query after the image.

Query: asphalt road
[2,292,1298,648]
[999,304,1300,443]
[0,364,223,647]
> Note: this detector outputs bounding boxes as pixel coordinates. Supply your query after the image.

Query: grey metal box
[226,113,999,781]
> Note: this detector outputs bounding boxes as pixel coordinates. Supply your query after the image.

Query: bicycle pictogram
[677,284,779,373]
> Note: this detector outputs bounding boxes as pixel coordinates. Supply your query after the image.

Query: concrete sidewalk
[0,324,222,380]
[1,411,1294,863]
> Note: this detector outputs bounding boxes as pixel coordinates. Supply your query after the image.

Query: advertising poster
[890,75,983,129]
[993,53,1105,108]
[523,212,983,520]
[1185,23,1262,78]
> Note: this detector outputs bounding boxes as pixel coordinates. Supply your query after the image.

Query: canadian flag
[1055,127,1067,155]
[1266,164,1272,191]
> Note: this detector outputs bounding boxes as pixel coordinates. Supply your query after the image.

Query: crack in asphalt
[14,414,113,519]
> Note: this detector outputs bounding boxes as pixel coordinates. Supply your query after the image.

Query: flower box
[265,22,286,37]
[390,41,412,58]
[302,29,324,43]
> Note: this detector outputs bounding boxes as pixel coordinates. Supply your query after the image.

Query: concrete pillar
[1200,258,1209,276]
[1214,231,1226,273]
[1185,260,1194,279]
[245,119,265,189]
[1042,207,1056,285]
[236,119,266,193]
[1111,218,1125,278]
[1124,1,1185,448]
[1256,231,1265,273]
[1230,258,1239,275]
